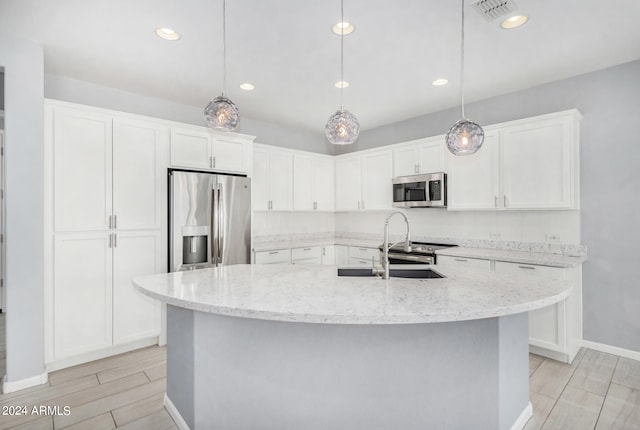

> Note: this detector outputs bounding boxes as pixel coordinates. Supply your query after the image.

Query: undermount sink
[337,267,445,279]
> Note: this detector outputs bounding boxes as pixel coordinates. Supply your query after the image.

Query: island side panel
[498,313,530,428]
[191,313,509,430]
[167,305,195,429]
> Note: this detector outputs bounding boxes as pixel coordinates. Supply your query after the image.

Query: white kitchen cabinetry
[46,100,167,368]
[436,255,492,271]
[334,245,349,265]
[253,145,293,211]
[293,153,335,211]
[291,246,322,264]
[335,150,393,211]
[348,246,380,266]
[170,127,252,173]
[254,249,291,264]
[447,110,581,211]
[494,261,582,363]
[321,245,335,265]
[393,136,446,177]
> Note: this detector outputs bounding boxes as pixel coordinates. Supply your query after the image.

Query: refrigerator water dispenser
[182,226,209,265]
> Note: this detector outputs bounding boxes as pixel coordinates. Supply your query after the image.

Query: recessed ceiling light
[500,15,528,29]
[239,83,255,91]
[334,81,350,88]
[332,21,355,35]
[432,78,449,86]
[155,27,181,41]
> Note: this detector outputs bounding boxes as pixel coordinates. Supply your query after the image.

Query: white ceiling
[1,0,640,133]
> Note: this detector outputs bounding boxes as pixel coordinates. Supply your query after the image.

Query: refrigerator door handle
[211,186,218,265]
[217,184,224,264]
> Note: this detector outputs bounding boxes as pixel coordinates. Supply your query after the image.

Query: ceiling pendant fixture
[446,0,484,156]
[204,0,239,132]
[325,0,360,145]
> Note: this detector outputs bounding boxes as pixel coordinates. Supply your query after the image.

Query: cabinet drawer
[437,255,491,270]
[291,257,322,265]
[349,257,375,267]
[494,261,565,280]
[254,249,291,264]
[349,246,380,261]
[291,246,321,260]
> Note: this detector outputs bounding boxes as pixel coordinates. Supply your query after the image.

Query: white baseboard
[2,371,48,394]
[511,402,533,430]
[582,340,640,362]
[46,336,159,372]
[165,394,190,430]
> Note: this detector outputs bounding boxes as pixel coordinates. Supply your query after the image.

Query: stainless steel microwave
[392,172,447,208]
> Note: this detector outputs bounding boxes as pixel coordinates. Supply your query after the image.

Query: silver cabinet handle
[113,233,117,248]
[108,233,112,248]
[454,258,468,262]
[213,156,216,168]
[303,248,311,251]
[322,247,326,256]
[518,265,536,270]
[113,214,117,229]
[209,156,213,168]
[504,195,507,207]
[268,251,279,255]
[359,248,368,251]
[108,215,112,229]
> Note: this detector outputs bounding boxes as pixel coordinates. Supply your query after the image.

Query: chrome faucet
[372,210,412,279]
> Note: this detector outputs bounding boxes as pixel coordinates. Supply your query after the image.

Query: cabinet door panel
[170,127,211,169]
[321,245,335,265]
[252,148,269,211]
[113,231,161,344]
[54,233,113,359]
[54,107,112,232]
[113,119,166,230]
[361,151,393,210]
[268,151,293,211]
[501,119,571,209]
[335,157,361,211]
[293,154,314,211]
[418,138,446,173]
[447,132,500,210]
[393,146,418,177]
[314,157,335,211]
[212,138,244,172]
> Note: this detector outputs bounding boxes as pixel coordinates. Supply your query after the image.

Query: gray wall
[345,59,640,353]
[0,35,45,383]
[44,75,331,155]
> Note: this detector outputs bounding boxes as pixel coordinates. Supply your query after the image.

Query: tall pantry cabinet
[45,100,167,369]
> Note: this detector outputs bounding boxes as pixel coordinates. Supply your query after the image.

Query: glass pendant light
[204,0,239,132]
[325,0,360,145]
[446,0,484,156]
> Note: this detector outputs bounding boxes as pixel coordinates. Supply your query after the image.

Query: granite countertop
[133,264,572,324]
[435,247,587,268]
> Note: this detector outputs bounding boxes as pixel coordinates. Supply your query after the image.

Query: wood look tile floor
[0,344,639,429]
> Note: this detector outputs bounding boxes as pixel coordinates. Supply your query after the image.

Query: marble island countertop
[133,264,573,324]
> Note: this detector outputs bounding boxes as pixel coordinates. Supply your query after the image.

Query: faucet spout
[378,210,412,280]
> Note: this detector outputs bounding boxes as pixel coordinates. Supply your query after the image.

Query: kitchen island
[133,264,573,430]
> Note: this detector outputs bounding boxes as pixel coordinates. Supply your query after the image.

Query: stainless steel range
[378,241,457,265]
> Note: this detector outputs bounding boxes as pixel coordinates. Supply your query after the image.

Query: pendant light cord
[222,0,227,97]
[460,0,465,119]
[340,0,345,110]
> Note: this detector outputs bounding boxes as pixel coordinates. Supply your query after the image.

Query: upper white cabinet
[293,153,335,211]
[448,110,581,211]
[253,144,293,211]
[393,136,446,177]
[447,131,500,210]
[170,126,253,173]
[113,118,166,230]
[53,107,113,232]
[335,150,393,211]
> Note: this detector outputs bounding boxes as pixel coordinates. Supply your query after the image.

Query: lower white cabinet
[321,245,335,265]
[254,249,291,264]
[437,254,582,363]
[292,246,322,264]
[334,245,349,265]
[348,246,380,266]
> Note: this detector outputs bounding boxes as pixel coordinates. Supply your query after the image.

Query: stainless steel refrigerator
[169,169,251,272]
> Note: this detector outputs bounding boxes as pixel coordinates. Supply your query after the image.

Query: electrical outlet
[545,233,561,243]
[490,232,502,239]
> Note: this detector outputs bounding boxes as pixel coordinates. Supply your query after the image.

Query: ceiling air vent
[472,0,519,22]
